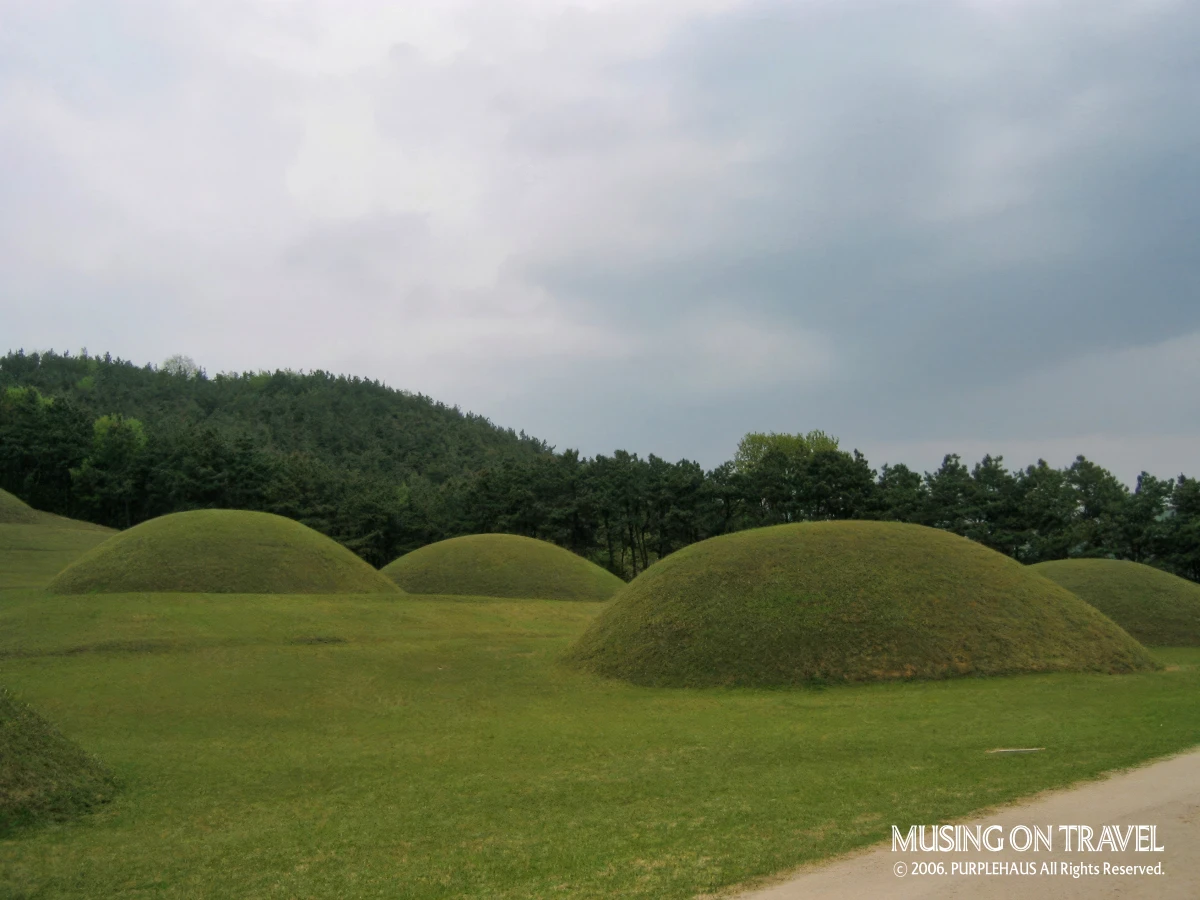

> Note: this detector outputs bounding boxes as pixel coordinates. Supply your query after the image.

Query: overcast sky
[3,0,1197,483]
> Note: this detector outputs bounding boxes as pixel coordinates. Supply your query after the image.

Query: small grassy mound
[1032,558,1200,646]
[382,534,625,600]
[565,521,1154,687]
[46,510,401,595]
[1,688,118,835]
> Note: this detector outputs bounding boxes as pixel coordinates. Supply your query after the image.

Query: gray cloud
[524,0,1200,371]
[1,0,1197,485]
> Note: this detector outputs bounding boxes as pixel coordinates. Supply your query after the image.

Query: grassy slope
[47,509,401,595]
[0,590,1196,899]
[382,533,625,601]
[567,521,1154,687]
[0,687,118,836]
[0,526,115,590]
[0,489,45,526]
[0,491,116,589]
[1033,558,1200,646]
[0,488,112,533]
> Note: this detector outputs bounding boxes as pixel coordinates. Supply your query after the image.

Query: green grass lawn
[1,590,1197,899]
[0,526,114,591]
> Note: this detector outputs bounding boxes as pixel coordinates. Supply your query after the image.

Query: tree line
[1,349,1196,582]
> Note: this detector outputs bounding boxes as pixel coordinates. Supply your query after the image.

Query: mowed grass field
[0,489,114,591]
[2,585,1199,899]
[0,526,112,591]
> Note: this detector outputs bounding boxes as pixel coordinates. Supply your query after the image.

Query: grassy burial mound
[1,688,118,835]
[565,521,1154,688]
[382,533,625,600]
[0,489,116,589]
[0,488,45,526]
[0,526,114,590]
[1032,559,1200,646]
[0,488,111,532]
[46,509,401,595]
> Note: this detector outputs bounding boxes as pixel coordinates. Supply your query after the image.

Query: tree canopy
[1,348,1196,581]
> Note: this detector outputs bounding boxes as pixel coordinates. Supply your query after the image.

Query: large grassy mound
[565,521,1155,687]
[1,688,118,835]
[46,510,401,595]
[1032,559,1200,646]
[382,533,625,600]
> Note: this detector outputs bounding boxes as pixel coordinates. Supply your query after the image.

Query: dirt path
[732,749,1200,899]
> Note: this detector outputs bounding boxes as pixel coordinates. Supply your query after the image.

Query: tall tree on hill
[659,457,709,551]
[539,450,597,557]
[967,455,1025,556]
[160,354,202,380]
[71,414,148,528]
[733,430,842,524]
[0,387,91,516]
[732,430,839,474]
[702,461,748,536]
[797,449,877,520]
[1120,473,1174,564]
[1065,456,1129,557]
[1164,476,1200,581]
[873,462,926,523]
[1015,460,1077,562]
[922,454,977,535]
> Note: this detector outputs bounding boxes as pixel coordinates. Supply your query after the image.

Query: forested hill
[0,349,551,564]
[1,350,549,481]
[2,348,1197,583]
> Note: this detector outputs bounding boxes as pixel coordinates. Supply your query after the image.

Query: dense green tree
[1164,476,1200,580]
[797,449,876,520]
[1120,473,1173,564]
[1,349,1196,583]
[71,414,149,528]
[1065,455,1129,558]
[732,430,839,474]
[922,454,976,534]
[873,463,926,523]
[967,455,1025,556]
[1014,460,1078,562]
[702,461,748,537]
[0,386,91,515]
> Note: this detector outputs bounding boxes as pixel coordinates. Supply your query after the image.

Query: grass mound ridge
[0,525,115,590]
[47,509,401,595]
[0,488,42,525]
[1032,559,1200,646]
[0,488,113,532]
[565,521,1155,687]
[382,534,625,601]
[1,687,118,835]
